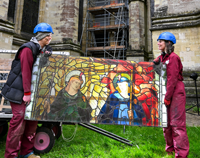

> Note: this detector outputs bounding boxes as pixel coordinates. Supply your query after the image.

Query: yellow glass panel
[45,67,55,73]
[102,87,110,94]
[40,108,44,115]
[100,91,108,100]
[55,84,62,92]
[49,63,55,67]
[92,90,99,98]
[89,97,98,109]
[110,65,117,69]
[54,55,63,61]
[58,69,65,78]
[98,99,106,109]
[49,56,56,62]
[38,88,48,96]
[41,67,46,73]
[58,62,64,68]
[40,79,50,88]
[54,77,58,84]
[84,90,91,98]
[88,83,94,93]
[75,63,82,68]
[75,58,85,63]
[41,72,48,81]
[91,75,100,80]
[81,63,89,68]
[68,60,76,66]
[91,109,95,117]
[36,98,44,107]
[93,63,104,67]
[85,80,91,87]
[58,78,65,87]
[94,84,102,93]
[91,78,99,83]
[94,65,105,70]
[81,86,87,94]
[154,84,159,92]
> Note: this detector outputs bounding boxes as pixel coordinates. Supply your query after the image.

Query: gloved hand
[44,45,52,57]
[164,98,171,107]
[23,95,31,105]
[153,57,161,65]
[153,57,161,75]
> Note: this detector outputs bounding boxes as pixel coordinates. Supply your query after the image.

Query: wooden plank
[88,24,125,31]
[88,3,125,11]
[87,45,125,51]
[0,80,7,83]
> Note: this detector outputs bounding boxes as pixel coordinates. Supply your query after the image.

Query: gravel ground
[186,112,200,127]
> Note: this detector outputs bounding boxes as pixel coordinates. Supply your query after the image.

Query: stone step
[185,87,200,95]
[186,95,199,105]
[183,80,200,87]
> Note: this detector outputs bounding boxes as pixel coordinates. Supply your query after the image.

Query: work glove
[44,45,52,57]
[153,57,161,65]
[164,98,171,107]
[23,94,31,105]
[153,57,161,75]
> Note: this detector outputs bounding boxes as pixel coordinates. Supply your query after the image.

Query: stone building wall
[152,0,200,71]
[0,0,14,51]
[0,0,8,20]
[154,0,200,14]
[127,0,151,62]
[38,0,80,44]
[152,28,200,71]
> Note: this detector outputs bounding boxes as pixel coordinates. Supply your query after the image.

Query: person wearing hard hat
[153,32,189,158]
[1,23,54,158]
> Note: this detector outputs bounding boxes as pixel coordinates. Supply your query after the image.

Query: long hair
[165,40,174,54]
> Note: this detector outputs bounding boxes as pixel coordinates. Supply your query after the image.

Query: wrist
[24,92,31,95]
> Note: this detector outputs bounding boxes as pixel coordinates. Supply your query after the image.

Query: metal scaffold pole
[84,0,128,59]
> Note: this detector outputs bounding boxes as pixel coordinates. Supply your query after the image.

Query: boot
[27,154,40,158]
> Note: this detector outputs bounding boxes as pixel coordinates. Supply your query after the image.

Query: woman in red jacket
[154,32,189,158]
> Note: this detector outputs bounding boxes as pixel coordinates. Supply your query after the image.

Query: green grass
[1,124,200,158]
[186,104,200,113]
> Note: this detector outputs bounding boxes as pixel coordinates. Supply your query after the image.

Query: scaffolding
[85,0,129,59]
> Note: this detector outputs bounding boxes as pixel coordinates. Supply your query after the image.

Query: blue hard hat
[157,32,176,44]
[33,23,54,34]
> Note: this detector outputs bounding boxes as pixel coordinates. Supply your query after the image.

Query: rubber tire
[51,124,62,139]
[42,123,62,139]
[34,127,55,154]
[0,121,8,137]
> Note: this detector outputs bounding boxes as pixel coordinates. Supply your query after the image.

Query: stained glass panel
[25,53,167,127]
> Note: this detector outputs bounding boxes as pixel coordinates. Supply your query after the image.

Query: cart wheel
[0,121,8,137]
[34,127,55,154]
[52,124,62,139]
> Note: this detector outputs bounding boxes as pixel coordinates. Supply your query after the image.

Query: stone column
[39,0,79,44]
[0,0,14,50]
[80,0,88,54]
[38,0,82,56]
[127,0,146,62]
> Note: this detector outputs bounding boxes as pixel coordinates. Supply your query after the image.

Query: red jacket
[156,52,184,100]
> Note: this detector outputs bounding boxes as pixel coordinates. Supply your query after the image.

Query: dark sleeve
[18,47,34,94]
